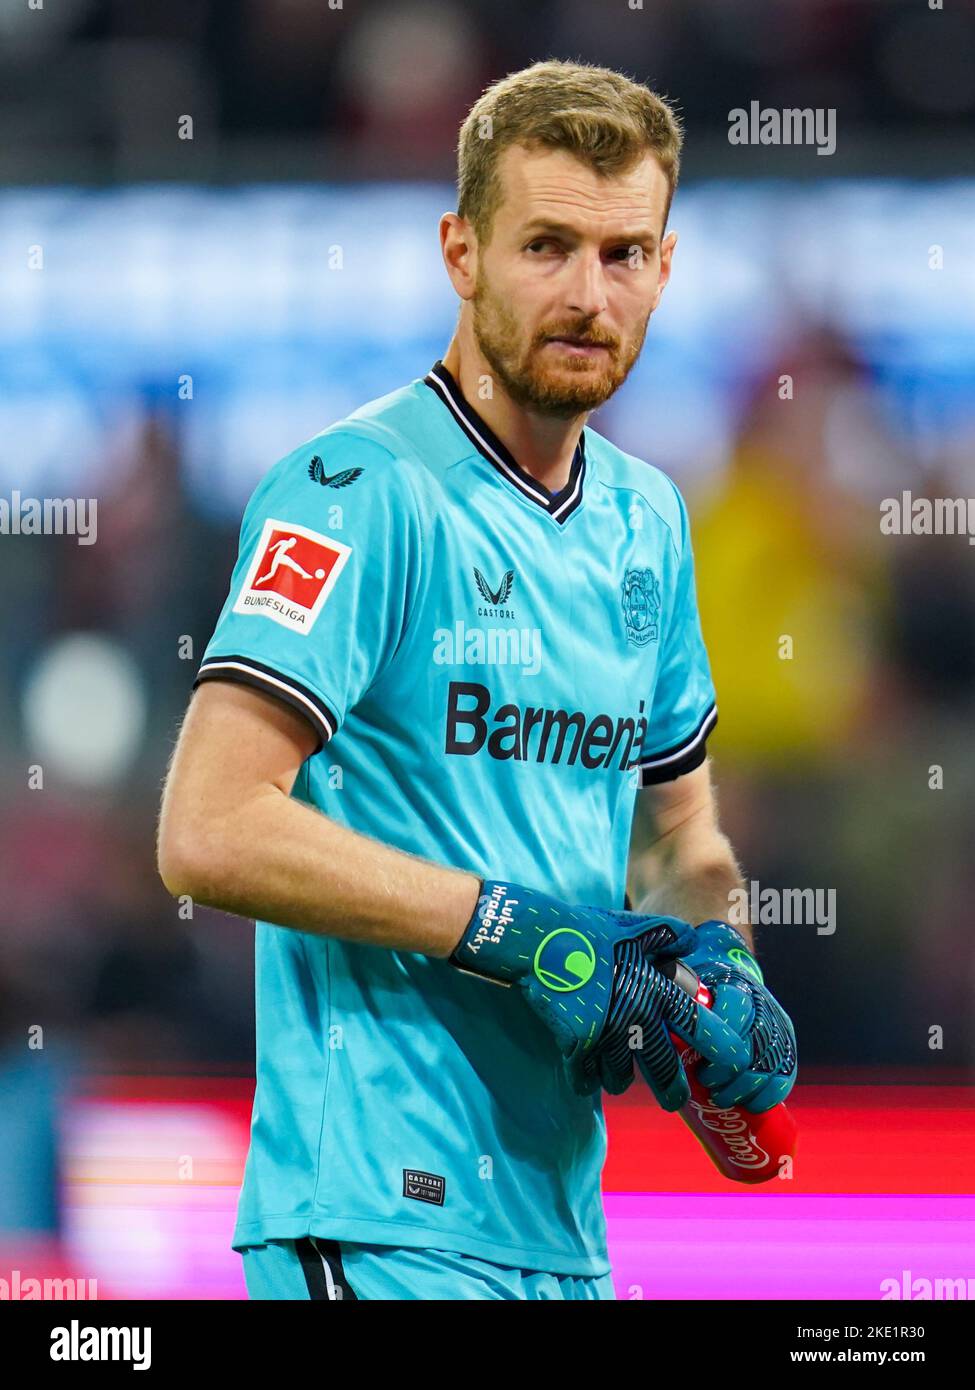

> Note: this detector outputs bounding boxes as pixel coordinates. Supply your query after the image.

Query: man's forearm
[159,784,481,959]
[629,835,754,952]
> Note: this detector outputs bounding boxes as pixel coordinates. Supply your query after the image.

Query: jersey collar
[423,359,586,524]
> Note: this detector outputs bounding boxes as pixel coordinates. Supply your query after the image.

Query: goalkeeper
[157,57,798,1302]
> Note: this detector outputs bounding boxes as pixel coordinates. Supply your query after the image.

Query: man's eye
[527,239,559,254]
[609,246,636,262]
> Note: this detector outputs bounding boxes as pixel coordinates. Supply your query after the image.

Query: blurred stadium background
[0,0,973,1299]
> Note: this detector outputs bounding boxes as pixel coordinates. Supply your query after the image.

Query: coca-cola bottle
[662,959,798,1184]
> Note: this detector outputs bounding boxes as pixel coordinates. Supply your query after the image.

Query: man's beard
[471,279,647,419]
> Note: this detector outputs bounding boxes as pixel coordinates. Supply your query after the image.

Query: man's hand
[450,882,752,1100]
[677,921,798,1113]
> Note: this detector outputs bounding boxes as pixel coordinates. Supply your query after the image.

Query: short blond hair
[457,59,684,246]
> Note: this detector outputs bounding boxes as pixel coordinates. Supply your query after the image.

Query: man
[157,59,797,1302]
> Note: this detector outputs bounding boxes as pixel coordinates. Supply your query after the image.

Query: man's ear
[651,228,677,312]
[645,229,675,314]
[440,212,478,301]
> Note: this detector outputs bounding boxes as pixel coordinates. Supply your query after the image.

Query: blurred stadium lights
[0,180,972,512]
[22,633,148,788]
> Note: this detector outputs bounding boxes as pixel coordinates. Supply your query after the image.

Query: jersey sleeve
[636,484,718,787]
[192,429,423,752]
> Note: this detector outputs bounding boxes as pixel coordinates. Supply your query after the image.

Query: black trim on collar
[423,360,586,524]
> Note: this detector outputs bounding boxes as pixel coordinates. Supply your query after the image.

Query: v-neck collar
[423,360,587,524]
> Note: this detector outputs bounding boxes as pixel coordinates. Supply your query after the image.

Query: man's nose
[564,249,609,319]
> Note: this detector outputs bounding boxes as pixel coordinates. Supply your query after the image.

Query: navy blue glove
[451,882,753,1102]
[679,921,798,1114]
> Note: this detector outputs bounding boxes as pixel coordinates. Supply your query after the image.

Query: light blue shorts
[240,1236,616,1301]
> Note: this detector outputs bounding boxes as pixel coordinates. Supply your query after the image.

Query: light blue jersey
[194,360,717,1276]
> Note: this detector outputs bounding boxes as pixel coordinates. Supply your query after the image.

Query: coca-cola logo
[688,1097,771,1169]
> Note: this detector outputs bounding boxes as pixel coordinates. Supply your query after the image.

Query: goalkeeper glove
[450,881,752,1102]
[678,920,798,1114]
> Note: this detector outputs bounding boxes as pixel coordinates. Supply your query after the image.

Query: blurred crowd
[682,328,975,1075]
[2,0,975,180]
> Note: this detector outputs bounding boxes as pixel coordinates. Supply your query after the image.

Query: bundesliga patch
[402,1169,446,1206]
[233,517,351,634]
